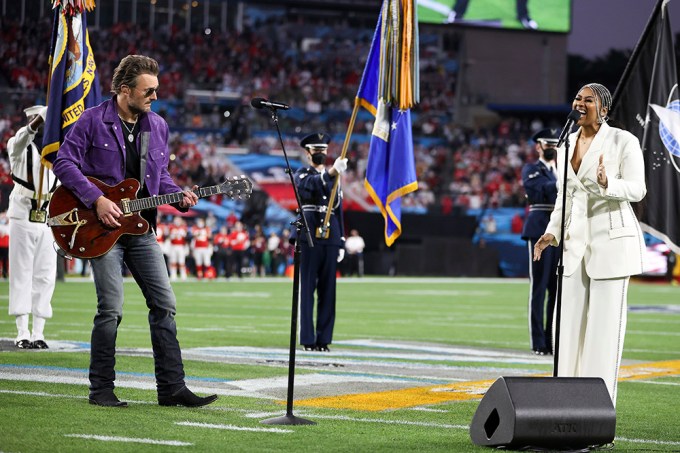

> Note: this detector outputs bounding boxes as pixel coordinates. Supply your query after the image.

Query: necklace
[119,115,138,143]
[579,134,593,146]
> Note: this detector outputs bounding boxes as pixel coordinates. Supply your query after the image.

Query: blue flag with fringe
[42,0,101,166]
[357,1,419,246]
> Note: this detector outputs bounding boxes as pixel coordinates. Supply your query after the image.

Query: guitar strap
[139,131,150,190]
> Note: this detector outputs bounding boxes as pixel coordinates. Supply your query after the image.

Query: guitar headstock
[220,175,253,200]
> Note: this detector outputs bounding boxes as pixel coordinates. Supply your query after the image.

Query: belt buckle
[29,209,47,223]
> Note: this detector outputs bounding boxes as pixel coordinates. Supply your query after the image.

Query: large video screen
[417,0,571,33]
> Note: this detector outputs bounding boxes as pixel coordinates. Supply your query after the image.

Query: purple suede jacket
[52,97,181,208]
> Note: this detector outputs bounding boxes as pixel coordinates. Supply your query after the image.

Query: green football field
[1,277,678,452]
[417,0,571,33]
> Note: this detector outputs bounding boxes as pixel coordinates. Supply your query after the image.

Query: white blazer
[545,122,647,279]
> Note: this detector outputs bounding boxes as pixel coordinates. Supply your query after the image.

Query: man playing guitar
[52,54,218,409]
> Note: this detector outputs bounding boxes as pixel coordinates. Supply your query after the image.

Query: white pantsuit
[7,124,57,342]
[545,122,646,404]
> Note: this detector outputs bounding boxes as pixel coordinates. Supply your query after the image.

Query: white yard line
[627,330,680,336]
[193,343,550,365]
[176,421,292,433]
[64,434,192,446]
[616,437,680,446]
[0,370,274,399]
[295,414,469,430]
[415,0,451,15]
[625,380,680,386]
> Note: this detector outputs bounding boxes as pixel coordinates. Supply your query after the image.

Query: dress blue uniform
[293,133,345,351]
[521,128,560,355]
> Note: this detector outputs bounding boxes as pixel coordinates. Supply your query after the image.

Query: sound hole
[484,408,500,439]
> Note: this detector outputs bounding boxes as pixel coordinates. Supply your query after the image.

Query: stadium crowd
[0,14,558,226]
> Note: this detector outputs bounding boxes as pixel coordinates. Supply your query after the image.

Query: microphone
[251,97,290,110]
[556,109,582,148]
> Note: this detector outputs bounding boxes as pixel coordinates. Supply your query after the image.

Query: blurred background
[0,0,677,280]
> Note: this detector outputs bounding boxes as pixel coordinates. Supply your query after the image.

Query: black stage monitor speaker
[470,377,616,450]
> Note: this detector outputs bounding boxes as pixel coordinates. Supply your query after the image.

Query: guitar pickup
[120,198,132,216]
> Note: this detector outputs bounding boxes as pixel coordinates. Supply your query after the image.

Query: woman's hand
[597,154,608,188]
[533,233,555,261]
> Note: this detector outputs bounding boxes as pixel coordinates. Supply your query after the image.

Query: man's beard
[128,100,148,115]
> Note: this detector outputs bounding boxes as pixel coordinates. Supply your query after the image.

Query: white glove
[24,105,47,121]
[337,248,345,263]
[333,157,348,174]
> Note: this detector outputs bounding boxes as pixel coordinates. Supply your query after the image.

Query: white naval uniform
[7,124,57,342]
[545,122,646,404]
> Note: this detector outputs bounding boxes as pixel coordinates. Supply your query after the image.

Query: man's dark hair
[110,55,159,94]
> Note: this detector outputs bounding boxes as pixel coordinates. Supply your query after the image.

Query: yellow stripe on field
[293,360,680,411]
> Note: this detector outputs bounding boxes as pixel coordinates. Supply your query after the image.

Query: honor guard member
[294,133,347,352]
[521,127,560,355]
[7,105,58,349]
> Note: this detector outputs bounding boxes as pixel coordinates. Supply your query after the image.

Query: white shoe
[446,11,457,23]
[520,17,538,30]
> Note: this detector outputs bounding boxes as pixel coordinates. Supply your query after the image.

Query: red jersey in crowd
[169,222,188,245]
[229,223,250,251]
[191,225,212,249]
[213,230,231,250]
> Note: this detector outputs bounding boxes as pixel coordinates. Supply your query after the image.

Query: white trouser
[555,260,628,405]
[169,244,187,264]
[193,247,212,267]
[8,217,57,333]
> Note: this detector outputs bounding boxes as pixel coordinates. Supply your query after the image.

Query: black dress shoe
[88,391,128,407]
[15,339,33,349]
[303,344,317,351]
[158,387,218,407]
[317,344,330,352]
[31,340,49,349]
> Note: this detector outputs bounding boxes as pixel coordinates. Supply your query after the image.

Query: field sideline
[1,277,679,452]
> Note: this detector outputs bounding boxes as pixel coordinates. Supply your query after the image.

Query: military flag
[611,0,680,253]
[42,0,101,166]
[357,0,420,246]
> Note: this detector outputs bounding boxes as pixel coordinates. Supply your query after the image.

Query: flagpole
[611,0,664,109]
[315,100,360,239]
[35,4,60,220]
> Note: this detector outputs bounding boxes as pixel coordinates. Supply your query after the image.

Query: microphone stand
[258,106,316,426]
[552,130,571,377]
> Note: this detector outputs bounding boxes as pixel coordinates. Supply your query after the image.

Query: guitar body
[48,178,149,259]
[49,174,253,260]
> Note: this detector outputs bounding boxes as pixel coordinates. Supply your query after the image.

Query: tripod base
[261,413,316,425]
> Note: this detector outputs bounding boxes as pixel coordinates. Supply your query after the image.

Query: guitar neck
[126,185,220,213]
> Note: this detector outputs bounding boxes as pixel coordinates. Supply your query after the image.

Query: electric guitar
[47,175,253,259]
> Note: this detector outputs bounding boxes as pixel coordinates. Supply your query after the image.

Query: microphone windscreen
[567,109,582,121]
[250,98,265,109]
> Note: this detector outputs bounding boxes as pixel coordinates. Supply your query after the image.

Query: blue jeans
[89,232,185,397]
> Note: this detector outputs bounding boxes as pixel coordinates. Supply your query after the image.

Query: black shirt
[121,118,156,230]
